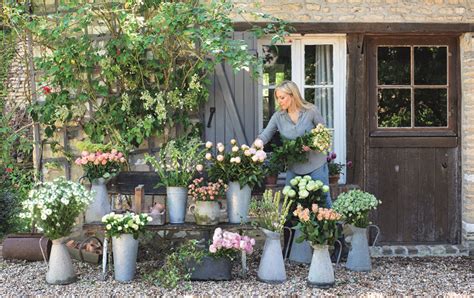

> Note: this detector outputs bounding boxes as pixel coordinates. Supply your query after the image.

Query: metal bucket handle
[282,226,293,260]
[39,235,48,267]
[368,224,380,247]
[78,175,87,184]
[334,239,343,265]
[78,236,104,262]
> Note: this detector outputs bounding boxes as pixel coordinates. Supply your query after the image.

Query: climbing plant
[4,0,290,151]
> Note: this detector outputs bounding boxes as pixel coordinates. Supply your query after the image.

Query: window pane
[414,47,447,85]
[305,88,334,128]
[378,89,411,127]
[378,47,410,85]
[263,88,275,127]
[262,45,291,86]
[414,89,447,127]
[305,45,333,85]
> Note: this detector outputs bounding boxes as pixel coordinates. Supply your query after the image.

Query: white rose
[205,141,213,149]
[230,139,237,145]
[106,224,112,230]
[232,146,239,152]
[254,139,264,149]
[218,146,225,153]
[118,226,122,231]
[205,153,212,160]
[251,155,259,162]
[235,157,241,163]
[217,155,224,162]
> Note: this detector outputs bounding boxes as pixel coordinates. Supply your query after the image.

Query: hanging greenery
[4,0,290,151]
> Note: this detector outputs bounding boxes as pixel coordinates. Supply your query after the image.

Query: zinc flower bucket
[308,244,335,288]
[226,181,251,224]
[112,234,138,282]
[166,186,188,224]
[85,178,111,223]
[257,228,290,284]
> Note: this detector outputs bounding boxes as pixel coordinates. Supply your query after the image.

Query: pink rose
[209,245,217,253]
[254,139,264,149]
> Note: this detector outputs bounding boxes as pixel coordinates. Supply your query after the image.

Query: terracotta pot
[265,175,278,186]
[329,175,340,185]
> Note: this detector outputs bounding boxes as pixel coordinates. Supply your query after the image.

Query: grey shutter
[204,32,258,147]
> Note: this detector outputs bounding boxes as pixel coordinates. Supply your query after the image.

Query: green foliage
[0,190,20,237]
[145,136,205,187]
[4,1,290,150]
[144,239,205,289]
[249,189,292,233]
[332,189,381,228]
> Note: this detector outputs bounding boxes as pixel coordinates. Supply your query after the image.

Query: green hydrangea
[332,189,382,228]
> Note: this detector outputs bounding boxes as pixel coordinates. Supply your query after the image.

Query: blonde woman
[255,80,331,207]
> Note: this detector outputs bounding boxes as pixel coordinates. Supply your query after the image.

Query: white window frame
[257,34,348,183]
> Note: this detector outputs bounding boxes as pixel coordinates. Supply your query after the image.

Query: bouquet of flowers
[188,177,227,202]
[282,175,330,209]
[293,203,342,245]
[332,190,381,228]
[101,212,152,239]
[249,189,293,233]
[209,228,255,259]
[145,136,206,187]
[75,149,126,182]
[206,139,267,189]
[20,177,93,240]
[304,123,332,153]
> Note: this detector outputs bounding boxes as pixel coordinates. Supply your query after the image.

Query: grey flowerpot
[189,256,233,281]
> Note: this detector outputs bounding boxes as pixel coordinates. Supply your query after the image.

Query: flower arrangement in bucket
[188,177,228,225]
[145,136,206,223]
[75,148,127,223]
[20,177,93,285]
[293,204,342,288]
[332,189,382,272]
[102,212,152,282]
[206,139,267,223]
[249,189,293,283]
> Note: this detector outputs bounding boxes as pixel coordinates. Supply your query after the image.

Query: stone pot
[189,200,224,225]
[166,186,188,224]
[226,181,251,224]
[46,238,76,285]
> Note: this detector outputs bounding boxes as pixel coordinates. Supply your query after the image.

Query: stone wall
[460,33,474,253]
[231,0,474,23]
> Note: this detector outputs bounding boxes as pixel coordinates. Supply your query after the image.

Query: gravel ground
[0,253,472,296]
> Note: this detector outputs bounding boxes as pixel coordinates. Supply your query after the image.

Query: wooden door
[204,32,258,147]
[365,36,461,244]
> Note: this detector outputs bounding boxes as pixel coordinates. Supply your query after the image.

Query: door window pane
[305,45,333,85]
[378,88,411,127]
[378,47,410,85]
[262,45,291,86]
[414,47,447,85]
[414,89,448,127]
[305,87,334,128]
[263,88,275,127]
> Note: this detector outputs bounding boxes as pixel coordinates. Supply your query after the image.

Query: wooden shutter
[204,32,258,147]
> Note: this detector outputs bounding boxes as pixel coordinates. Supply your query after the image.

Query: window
[258,35,347,181]
[369,36,458,137]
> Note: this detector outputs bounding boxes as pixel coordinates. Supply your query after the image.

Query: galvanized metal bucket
[289,226,313,264]
[112,234,138,282]
[226,181,251,224]
[308,244,334,288]
[257,228,290,284]
[46,238,77,285]
[346,224,380,272]
[166,187,188,224]
[85,178,111,223]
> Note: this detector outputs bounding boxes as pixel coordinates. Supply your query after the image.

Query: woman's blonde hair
[274,80,313,111]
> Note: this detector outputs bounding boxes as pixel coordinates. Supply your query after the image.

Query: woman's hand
[302,145,311,152]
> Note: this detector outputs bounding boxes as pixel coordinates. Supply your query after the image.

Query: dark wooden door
[365,36,461,244]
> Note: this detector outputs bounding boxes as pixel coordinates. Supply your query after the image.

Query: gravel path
[0,255,472,296]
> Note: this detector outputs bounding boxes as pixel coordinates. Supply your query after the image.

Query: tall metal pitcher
[257,228,291,284]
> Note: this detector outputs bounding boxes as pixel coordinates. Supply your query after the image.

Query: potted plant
[75,148,127,223]
[327,152,353,185]
[145,136,205,224]
[188,177,227,225]
[249,189,293,284]
[332,189,381,272]
[282,175,331,264]
[190,228,255,281]
[263,151,284,186]
[293,204,342,288]
[206,139,267,223]
[20,177,93,285]
[102,212,152,282]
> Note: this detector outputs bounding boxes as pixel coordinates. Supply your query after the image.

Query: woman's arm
[256,113,278,145]
[311,105,326,126]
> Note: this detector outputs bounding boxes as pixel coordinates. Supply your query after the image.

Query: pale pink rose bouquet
[209,228,255,259]
[205,139,267,189]
[293,203,341,246]
[188,177,228,202]
[75,149,126,182]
